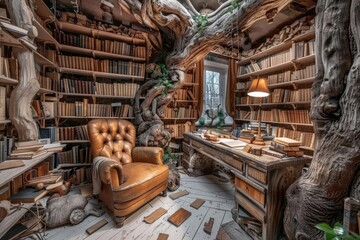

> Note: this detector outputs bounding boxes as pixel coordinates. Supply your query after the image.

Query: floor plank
[40,173,236,240]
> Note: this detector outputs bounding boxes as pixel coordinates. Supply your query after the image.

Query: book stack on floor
[8,141,47,160]
[269,137,304,157]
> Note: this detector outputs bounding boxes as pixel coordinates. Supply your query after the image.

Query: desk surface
[184,132,312,170]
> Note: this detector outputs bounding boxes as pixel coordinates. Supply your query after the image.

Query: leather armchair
[88,119,169,227]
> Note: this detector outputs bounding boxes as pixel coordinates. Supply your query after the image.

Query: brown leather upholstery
[88,119,168,224]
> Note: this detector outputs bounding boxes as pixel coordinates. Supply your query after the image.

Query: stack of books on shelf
[95,82,139,97]
[236,81,251,91]
[52,166,92,184]
[241,15,315,58]
[60,78,94,94]
[291,39,315,59]
[8,141,47,160]
[292,64,316,80]
[0,46,19,80]
[238,129,256,143]
[260,109,312,124]
[269,137,304,157]
[57,101,113,117]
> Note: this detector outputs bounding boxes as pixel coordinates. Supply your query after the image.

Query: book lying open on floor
[219,138,247,148]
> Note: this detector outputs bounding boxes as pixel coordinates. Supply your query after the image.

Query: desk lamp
[247,77,270,145]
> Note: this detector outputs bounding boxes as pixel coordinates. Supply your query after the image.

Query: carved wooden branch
[6,0,40,141]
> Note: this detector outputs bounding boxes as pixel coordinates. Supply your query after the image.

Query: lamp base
[252,136,266,145]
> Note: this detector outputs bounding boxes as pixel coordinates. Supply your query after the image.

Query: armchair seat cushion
[112,162,169,203]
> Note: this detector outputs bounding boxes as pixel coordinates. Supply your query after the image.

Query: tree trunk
[284,0,360,239]
[122,0,293,147]
[6,0,40,142]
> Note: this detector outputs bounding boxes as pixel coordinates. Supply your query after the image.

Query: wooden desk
[182,132,311,240]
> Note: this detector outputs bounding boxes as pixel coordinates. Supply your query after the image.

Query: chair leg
[161,189,168,197]
[115,216,125,228]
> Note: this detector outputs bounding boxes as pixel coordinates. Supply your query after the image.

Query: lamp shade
[247,77,270,98]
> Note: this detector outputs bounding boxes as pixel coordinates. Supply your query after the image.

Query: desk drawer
[235,176,265,208]
[248,165,267,185]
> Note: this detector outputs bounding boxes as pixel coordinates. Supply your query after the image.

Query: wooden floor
[42,173,235,240]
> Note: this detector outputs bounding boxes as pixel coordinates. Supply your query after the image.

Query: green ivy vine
[192,14,208,34]
[227,0,241,13]
[155,64,173,94]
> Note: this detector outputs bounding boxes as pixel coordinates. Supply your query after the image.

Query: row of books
[57,125,89,141]
[52,166,92,184]
[163,106,198,119]
[58,55,146,77]
[56,101,134,118]
[291,40,315,59]
[60,78,94,94]
[272,126,315,148]
[267,64,315,85]
[37,75,58,91]
[236,88,311,104]
[238,109,312,124]
[0,86,6,120]
[57,145,91,164]
[95,82,139,97]
[267,88,312,103]
[0,136,14,162]
[54,31,146,58]
[0,55,18,80]
[175,89,196,101]
[238,50,291,75]
[165,122,194,138]
[57,101,112,117]
[31,100,56,118]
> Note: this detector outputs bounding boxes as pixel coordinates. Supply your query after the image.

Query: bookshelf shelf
[293,54,315,65]
[235,101,311,108]
[237,61,294,80]
[59,140,90,144]
[0,27,23,48]
[0,75,18,85]
[0,202,35,239]
[58,116,135,120]
[268,77,315,89]
[58,92,139,99]
[292,30,315,42]
[38,88,57,94]
[34,51,57,67]
[58,44,146,62]
[0,119,11,124]
[33,19,57,43]
[235,119,313,127]
[0,152,53,188]
[57,21,146,45]
[58,67,144,81]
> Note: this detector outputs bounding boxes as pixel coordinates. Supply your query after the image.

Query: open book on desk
[219,138,247,148]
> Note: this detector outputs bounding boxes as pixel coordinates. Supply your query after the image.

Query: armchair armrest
[93,157,124,192]
[132,147,164,165]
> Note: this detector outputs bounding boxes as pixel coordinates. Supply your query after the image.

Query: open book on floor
[219,138,247,148]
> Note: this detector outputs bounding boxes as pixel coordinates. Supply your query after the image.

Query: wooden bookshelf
[58,116,135,120]
[33,19,57,43]
[237,61,294,80]
[0,27,23,48]
[58,92,143,99]
[33,50,57,67]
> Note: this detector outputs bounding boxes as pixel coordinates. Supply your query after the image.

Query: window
[197,59,233,127]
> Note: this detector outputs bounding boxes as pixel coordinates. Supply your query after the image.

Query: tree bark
[284,0,360,239]
[6,0,40,142]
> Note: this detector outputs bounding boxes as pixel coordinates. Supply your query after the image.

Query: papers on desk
[218,138,247,148]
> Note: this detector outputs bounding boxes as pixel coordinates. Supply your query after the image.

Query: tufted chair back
[88,119,136,164]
